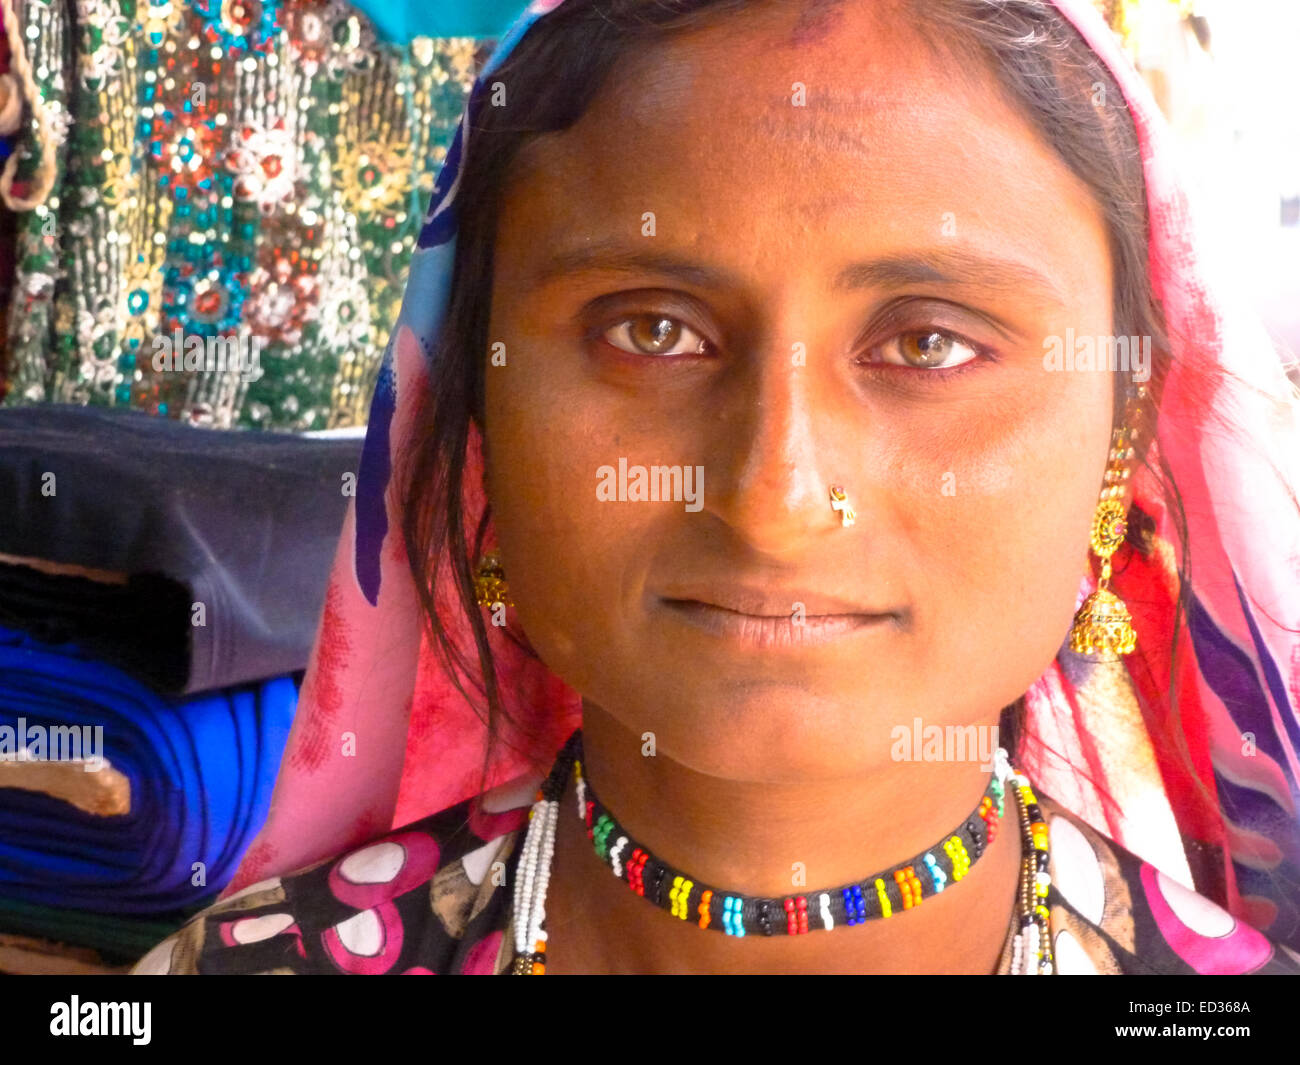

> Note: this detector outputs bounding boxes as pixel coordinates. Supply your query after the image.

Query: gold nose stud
[829,485,856,528]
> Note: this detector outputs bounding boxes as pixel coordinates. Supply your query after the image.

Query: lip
[657,585,902,650]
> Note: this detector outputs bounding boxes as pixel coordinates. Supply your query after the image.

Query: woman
[133,0,1300,975]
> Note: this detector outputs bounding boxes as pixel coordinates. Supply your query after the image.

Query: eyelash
[589,311,998,382]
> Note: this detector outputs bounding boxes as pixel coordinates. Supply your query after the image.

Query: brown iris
[627,316,686,356]
[900,331,954,368]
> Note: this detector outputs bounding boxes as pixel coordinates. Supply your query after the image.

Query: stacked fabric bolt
[0,406,362,694]
[0,624,296,959]
[0,405,363,966]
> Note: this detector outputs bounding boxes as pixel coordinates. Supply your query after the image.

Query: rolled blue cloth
[0,625,295,913]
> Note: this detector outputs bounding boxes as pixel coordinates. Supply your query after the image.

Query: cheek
[483,376,643,692]
[891,378,1111,699]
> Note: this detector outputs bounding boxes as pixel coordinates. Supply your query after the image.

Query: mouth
[659,596,902,650]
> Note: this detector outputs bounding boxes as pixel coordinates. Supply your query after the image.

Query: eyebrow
[834,251,1065,303]
[525,239,1066,304]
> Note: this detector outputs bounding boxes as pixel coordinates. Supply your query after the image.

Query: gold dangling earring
[474,551,513,608]
[1068,388,1146,659]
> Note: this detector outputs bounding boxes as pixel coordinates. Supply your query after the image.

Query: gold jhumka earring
[1068,386,1147,659]
[473,551,513,608]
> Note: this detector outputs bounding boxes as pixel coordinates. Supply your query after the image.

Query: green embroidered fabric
[0,0,488,430]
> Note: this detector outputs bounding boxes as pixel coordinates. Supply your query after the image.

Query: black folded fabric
[0,563,190,691]
[0,406,361,693]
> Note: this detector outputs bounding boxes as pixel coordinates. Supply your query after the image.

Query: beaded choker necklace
[510,730,1054,975]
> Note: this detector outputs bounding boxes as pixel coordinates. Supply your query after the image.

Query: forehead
[499,2,1106,291]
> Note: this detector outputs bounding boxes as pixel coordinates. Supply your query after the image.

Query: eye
[602,315,709,358]
[875,330,980,370]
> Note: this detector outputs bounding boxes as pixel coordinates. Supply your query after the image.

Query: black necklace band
[553,730,1020,937]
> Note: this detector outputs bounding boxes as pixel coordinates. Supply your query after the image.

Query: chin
[622,681,904,784]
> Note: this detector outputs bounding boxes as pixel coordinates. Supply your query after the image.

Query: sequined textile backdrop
[0,0,515,430]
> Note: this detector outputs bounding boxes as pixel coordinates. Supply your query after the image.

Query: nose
[703,352,844,557]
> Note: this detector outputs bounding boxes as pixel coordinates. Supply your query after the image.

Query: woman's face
[483,1,1115,781]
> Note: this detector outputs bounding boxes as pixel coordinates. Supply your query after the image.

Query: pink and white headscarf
[225,0,1300,948]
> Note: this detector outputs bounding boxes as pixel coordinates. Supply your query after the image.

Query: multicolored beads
[874,878,892,919]
[572,743,1007,938]
[1011,773,1056,975]
[783,895,809,935]
[626,848,648,897]
[894,865,923,909]
[510,731,1053,974]
[979,794,999,844]
[669,876,694,920]
[819,892,834,931]
[923,852,947,893]
[592,812,615,858]
[943,835,972,881]
[722,896,745,937]
[843,885,866,925]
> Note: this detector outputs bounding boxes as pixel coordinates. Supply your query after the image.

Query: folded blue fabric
[0,625,295,914]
